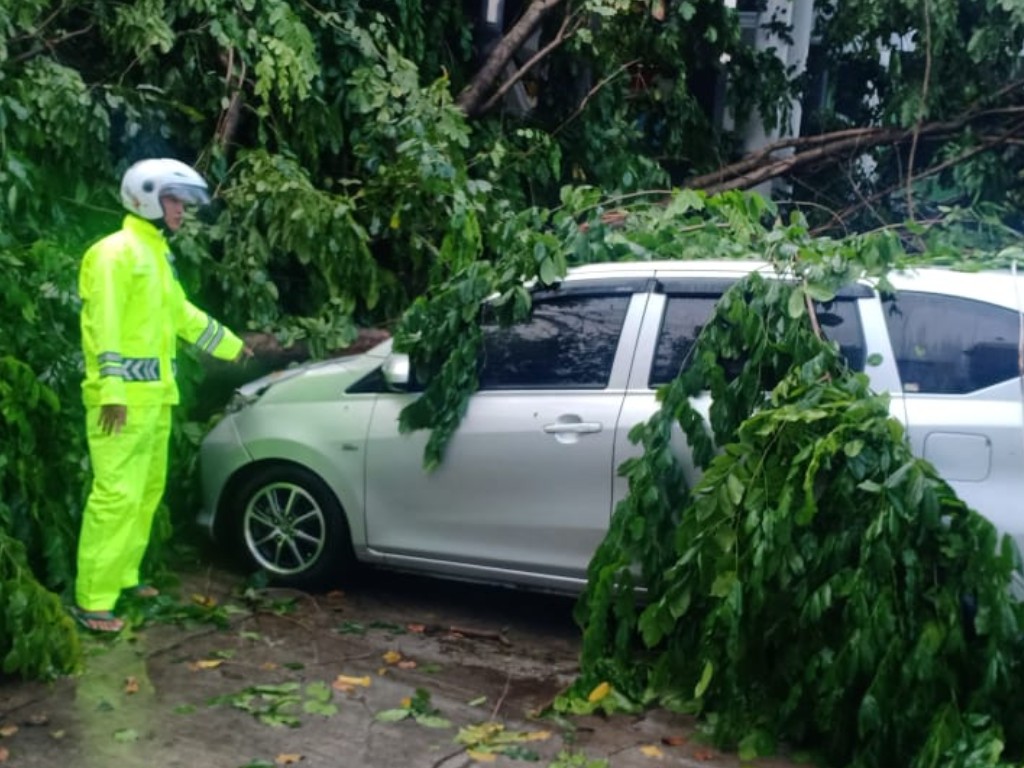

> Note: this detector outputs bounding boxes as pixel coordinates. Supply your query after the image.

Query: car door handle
[543,422,603,434]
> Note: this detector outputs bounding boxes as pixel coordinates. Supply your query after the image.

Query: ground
[0,562,813,768]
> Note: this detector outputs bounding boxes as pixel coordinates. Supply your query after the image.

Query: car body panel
[363,390,624,579]
[200,260,1024,595]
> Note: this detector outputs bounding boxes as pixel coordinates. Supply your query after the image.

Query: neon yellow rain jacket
[79,215,243,405]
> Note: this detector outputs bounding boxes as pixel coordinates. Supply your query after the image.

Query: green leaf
[303,700,338,717]
[726,473,745,505]
[414,713,453,729]
[804,283,835,302]
[857,694,881,737]
[539,256,558,285]
[787,287,806,318]
[738,729,775,760]
[710,571,736,597]
[375,708,411,723]
[305,681,331,702]
[694,661,714,698]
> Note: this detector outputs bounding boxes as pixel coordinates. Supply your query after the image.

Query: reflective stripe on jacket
[79,215,243,406]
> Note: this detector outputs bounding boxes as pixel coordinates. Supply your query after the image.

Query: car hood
[237,338,394,403]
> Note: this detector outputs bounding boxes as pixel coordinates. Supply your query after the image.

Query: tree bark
[687,106,1024,195]
[456,0,568,117]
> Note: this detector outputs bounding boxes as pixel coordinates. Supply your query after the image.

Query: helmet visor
[160,183,211,206]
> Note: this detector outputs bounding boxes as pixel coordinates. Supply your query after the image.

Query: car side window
[479,293,630,390]
[883,292,1021,394]
[649,294,867,387]
[649,296,720,387]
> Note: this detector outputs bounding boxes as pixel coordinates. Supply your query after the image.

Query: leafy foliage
[0,356,82,678]
[0,16,1019,757]
[563,223,1024,767]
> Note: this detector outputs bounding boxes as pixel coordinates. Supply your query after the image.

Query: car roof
[563,260,1024,311]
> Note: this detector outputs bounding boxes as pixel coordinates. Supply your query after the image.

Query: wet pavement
[0,565,812,767]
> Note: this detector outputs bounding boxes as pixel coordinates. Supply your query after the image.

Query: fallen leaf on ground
[377,667,388,676]
[0,746,8,762]
[50,730,65,739]
[191,593,217,608]
[123,676,139,694]
[381,650,402,665]
[332,674,371,693]
[693,749,717,761]
[23,714,48,727]
[523,731,552,741]
[276,754,304,765]
[397,660,417,670]
[587,682,611,703]
[467,696,487,707]
[661,736,687,747]
[0,725,17,738]
[466,750,497,763]
[406,623,426,633]
[400,697,412,709]
[113,728,138,743]
[187,659,223,671]
[260,662,279,671]
[639,744,664,759]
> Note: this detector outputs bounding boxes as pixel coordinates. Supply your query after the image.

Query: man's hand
[235,344,254,364]
[99,404,127,435]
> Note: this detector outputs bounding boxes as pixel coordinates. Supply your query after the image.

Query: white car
[199,261,1024,593]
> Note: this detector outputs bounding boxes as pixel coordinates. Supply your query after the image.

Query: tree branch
[811,121,1024,235]
[478,10,583,115]
[553,58,640,137]
[456,0,568,117]
[686,104,1024,196]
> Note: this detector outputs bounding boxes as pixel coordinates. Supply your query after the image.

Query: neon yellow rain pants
[75,405,172,612]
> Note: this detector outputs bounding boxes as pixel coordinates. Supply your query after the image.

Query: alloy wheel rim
[243,482,327,575]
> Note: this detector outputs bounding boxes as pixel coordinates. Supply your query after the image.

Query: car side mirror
[382,353,411,391]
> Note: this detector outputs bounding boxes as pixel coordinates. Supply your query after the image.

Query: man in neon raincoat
[73,158,250,632]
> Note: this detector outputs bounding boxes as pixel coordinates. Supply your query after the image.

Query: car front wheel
[232,464,353,589]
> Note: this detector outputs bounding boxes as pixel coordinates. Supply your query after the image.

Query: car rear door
[615,276,888,506]
[362,280,648,584]
[881,290,1024,545]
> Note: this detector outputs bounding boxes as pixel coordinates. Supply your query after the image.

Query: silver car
[199,261,1024,593]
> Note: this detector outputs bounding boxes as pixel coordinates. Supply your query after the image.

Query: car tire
[231,464,354,590]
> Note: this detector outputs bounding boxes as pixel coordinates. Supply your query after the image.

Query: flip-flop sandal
[130,585,160,598]
[70,607,125,634]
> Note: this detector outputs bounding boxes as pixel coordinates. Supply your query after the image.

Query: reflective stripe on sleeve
[195,318,222,353]
[99,364,125,379]
[97,350,126,379]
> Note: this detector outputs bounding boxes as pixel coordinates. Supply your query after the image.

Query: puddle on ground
[72,633,158,767]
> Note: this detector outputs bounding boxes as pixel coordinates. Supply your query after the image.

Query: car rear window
[883,292,1022,394]
[479,293,630,389]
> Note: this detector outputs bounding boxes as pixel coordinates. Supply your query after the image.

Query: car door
[881,290,1024,546]
[362,281,648,584]
[616,278,883,506]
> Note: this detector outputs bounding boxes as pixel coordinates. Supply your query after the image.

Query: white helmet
[120,158,211,220]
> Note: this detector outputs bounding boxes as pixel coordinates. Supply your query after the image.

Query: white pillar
[738,0,816,197]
